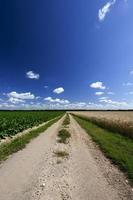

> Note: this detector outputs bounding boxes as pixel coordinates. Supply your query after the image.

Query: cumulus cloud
[90,81,106,90]
[8,91,35,100]
[53,87,64,94]
[1,97,131,110]
[95,92,104,96]
[2,103,16,108]
[8,97,25,104]
[44,97,69,104]
[26,71,40,80]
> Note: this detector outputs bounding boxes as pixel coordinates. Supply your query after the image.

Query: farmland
[72,111,133,123]
[0,111,64,139]
[71,111,133,184]
[72,111,133,138]
[0,112,133,200]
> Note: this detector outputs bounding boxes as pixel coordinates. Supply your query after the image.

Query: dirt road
[0,115,132,200]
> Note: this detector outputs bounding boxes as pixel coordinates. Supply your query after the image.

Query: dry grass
[72,111,133,139]
[73,111,133,123]
[74,115,133,184]
[58,129,71,144]
[54,150,69,158]
[56,159,62,164]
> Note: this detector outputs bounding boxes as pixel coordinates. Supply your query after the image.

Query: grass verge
[0,116,63,163]
[72,114,133,139]
[74,115,133,184]
[58,129,71,144]
[62,114,70,126]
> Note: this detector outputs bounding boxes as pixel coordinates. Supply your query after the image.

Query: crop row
[0,111,64,138]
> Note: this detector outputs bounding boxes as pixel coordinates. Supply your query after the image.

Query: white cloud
[44,97,69,104]
[53,87,64,94]
[90,81,106,90]
[26,71,40,80]
[2,103,16,108]
[99,98,127,106]
[99,96,108,99]
[35,96,41,100]
[8,91,35,100]
[8,97,25,104]
[98,0,116,21]
[95,92,104,96]
[99,96,109,100]
[1,97,132,110]
[44,97,53,101]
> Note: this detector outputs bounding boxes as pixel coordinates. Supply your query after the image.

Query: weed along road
[0,114,132,200]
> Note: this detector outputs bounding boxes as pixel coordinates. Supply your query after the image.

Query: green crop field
[0,111,64,139]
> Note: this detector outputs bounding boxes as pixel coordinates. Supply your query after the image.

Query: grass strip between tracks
[58,129,71,144]
[62,113,70,126]
[73,115,133,184]
[0,115,63,163]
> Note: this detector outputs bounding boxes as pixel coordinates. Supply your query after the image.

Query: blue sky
[0,0,133,109]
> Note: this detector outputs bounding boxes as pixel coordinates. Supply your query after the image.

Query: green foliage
[62,114,70,126]
[74,116,133,184]
[73,114,133,139]
[0,117,61,162]
[0,111,64,138]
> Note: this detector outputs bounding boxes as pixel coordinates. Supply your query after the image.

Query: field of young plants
[0,111,64,139]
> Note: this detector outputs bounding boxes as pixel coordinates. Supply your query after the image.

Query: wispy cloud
[99,96,109,100]
[44,85,48,89]
[95,91,104,96]
[26,71,40,80]
[98,0,127,22]
[107,91,115,95]
[98,0,116,21]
